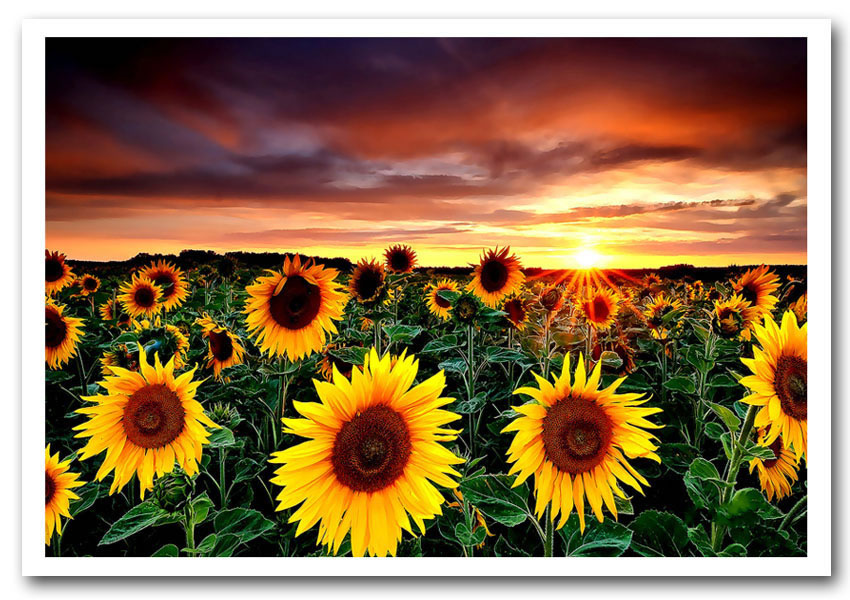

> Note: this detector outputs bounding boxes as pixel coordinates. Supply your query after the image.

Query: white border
[22,18,831,576]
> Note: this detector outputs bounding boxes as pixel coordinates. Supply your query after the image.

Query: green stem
[778,494,808,532]
[467,324,476,456]
[543,506,554,557]
[218,447,228,509]
[374,318,382,355]
[183,504,195,557]
[710,404,758,551]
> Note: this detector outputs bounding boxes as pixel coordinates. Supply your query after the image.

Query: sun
[575,248,603,269]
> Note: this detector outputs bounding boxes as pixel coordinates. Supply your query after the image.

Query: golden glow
[575,248,604,269]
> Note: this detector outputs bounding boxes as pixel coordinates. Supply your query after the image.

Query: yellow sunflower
[45,298,84,370]
[99,298,131,327]
[318,343,357,382]
[77,274,101,296]
[688,280,705,302]
[740,311,807,461]
[580,287,620,331]
[348,258,387,306]
[643,293,683,339]
[245,255,347,361]
[100,344,138,376]
[138,260,190,311]
[45,250,76,296]
[467,246,525,308]
[790,293,807,324]
[269,348,464,557]
[733,265,780,323]
[195,313,245,379]
[748,429,799,502]
[503,354,662,532]
[133,316,190,369]
[712,294,752,340]
[425,278,458,321]
[384,244,417,274]
[118,274,162,319]
[503,296,530,331]
[74,346,220,499]
[538,285,565,315]
[45,445,85,546]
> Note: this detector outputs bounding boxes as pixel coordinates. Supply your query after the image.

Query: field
[44,247,808,558]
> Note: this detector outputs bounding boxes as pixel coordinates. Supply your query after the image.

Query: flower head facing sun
[45,298,84,370]
[748,429,799,502]
[45,250,76,296]
[118,274,162,319]
[245,255,347,361]
[503,354,662,532]
[712,294,751,339]
[467,246,525,308]
[99,298,132,327]
[348,258,387,307]
[269,348,464,557]
[77,274,101,296]
[740,311,807,462]
[196,313,245,379]
[74,346,220,499]
[138,260,190,311]
[580,287,620,331]
[503,296,530,331]
[425,278,458,321]
[643,293,683,339]
[732,265,780,323]
[45,445,85,545]
[384,244,417,274]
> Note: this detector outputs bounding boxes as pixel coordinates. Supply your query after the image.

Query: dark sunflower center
[541,395,613,474]
[45,257,63,282]
[153,274,176,299]
[505,300,526,325]
[590,296,611,322]
[83,277,98,290]
[774,354,807,420]
[762,436,784,469]
[353,268,383,302]
[480,259,509,293]
[123,383,186,449]
[269,275,322,330]
[331,405,411,493]
[45,472,56,505]
[134,286,156,308]
[45,307,67,348]
[434,290,451,309]
[389,251,411,272]
[208,329,234,362]
[740,283,759,306]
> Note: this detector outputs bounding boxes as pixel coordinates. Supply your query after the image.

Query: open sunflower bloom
[45,445,85,545]
[466,246,524,308]
[269,348,464,557]
[503,354,662,532]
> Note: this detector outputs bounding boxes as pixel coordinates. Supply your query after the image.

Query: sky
[45,37,807,269]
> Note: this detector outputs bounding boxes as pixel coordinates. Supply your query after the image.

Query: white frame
[22,18,831,576]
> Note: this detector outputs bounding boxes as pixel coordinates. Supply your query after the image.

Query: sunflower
[45,250,76,296]
[592,336,637,376]
[503,353,662,532]
[74,346,220,499]
[580,287,620,331]
[348,258,387,306]
[133,316,190,369]
[790,294,807,325]
[733,265,780,322]
[643,293,683,339]
[642,273,662,287]
[318,343,357,382]
[138,260,190,312]
[45,445,85,546]
[245,255,347,361]
[118,274,162,318]
[688,280,705,302]
[452,292,481,326]
[425,278,458,321]
[503,296,530,331]
[77,274,101,296]
[100,344,138,376]
[740,311,807,461]
[712,294,752,339]
[99,298,131,327]
[269,348,464,557]
[748,429,799,502]
[538,285,565,315]
[467,246,525,308]
[384,244,417,274]
[196,313,245,379]
[45,298,84,370]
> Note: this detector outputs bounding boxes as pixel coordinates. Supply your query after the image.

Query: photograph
[31,27,823,570]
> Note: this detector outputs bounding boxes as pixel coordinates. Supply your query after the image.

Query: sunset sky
[45,37,807,269]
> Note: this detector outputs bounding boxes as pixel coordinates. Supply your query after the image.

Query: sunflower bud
[152,469,195,513]
[207,402,241,429]
[452,293,480,326]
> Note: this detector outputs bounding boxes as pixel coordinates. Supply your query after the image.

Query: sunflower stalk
[183,503,196,557]
[778,494,808,532]
[710,403,758,552]
[543,506,554,557]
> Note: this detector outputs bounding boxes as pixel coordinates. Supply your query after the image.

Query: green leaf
[559,518,632,557]
[720,432,734,459]
[493,535,531,557]
[438,357,467,375]
[719,543,747,557]
[453,393,487,414]
[46,370,74,384]
[687,525,716,557]
[421,335,459,353]
[683,458,724,510]
[436,289,460,303]
[191,493,214,525]
[630,510,690,557]
[70,482,102,517]
[195,533,218,554]
[213,508,276,546]
[383,324,423,343]
[599,351,624,370]
[454,522,487,547]
[151,544,179,557]
[709,402,741,434]
[704,422,725,441]
[717,488,783,527]
[709,373,739,388]
[328,346,369,366]
[459,474,530,528]
[484,347,527,364]
[663,376,696,395]
[99,502,168,546]
[208,426,236,448]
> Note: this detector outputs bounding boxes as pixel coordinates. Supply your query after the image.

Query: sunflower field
[43,246,808,558]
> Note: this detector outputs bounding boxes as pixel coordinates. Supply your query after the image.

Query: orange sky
[46,38,807,268]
